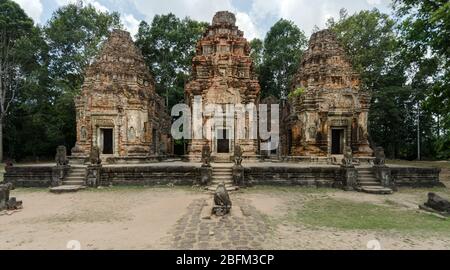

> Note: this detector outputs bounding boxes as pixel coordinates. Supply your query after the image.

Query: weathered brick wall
[244,166,343,187]
[100,166,201,186]
[391,167,442,187]
[4,166,53,187]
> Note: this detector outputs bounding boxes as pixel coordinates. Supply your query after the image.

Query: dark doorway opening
[217,129,230,154]
[102,129,113,154]
[331,129,344,154]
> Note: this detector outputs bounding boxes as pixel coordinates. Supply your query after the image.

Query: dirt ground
[1,186,450,250]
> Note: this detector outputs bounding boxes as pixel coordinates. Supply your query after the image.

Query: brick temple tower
[71,30,171,162]
[288,29,373,157]
[185,11,261,161]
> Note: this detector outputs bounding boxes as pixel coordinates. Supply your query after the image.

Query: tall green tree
[0,0,34,162]
[394,0,450,159]
[135,14,207,108]
[260,19,307,99]
[249,38,263,73]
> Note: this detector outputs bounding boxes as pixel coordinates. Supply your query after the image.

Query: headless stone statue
[213,183,232,216]
[90,146,102,165]
[55,145,68,166]
[425,193,450,213]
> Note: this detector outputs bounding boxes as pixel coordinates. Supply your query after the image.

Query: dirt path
[0,188,206,250]
[1,187,450,250]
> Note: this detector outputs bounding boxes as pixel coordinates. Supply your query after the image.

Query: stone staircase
[206,164,239,192]
[62,166,86,186]
[50,166,87,194]
[356,167,393,195]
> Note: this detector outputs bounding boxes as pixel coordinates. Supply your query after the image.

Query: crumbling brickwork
[185,11,261,161]
[72,30,171,160]
[289,29,373,157]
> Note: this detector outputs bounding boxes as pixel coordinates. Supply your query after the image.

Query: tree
[249,38,263,72]
[394,0,450,159]
[0,0,34,162]
[260,19,307,99]
[135,14,207,108]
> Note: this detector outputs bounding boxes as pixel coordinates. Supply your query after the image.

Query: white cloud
[55,0,109,13]
[12,0,43,23]
[131,0,234,24]
[367,0,382,5]
[263,0,391,36]
[235,12,259,40]
[121,14,141,38]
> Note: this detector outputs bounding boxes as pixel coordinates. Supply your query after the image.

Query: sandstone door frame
[330,127,346,155]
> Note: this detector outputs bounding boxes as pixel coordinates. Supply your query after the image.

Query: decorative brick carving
[185,11,261,160]
[289,29,373,157]
[72,30,171,159]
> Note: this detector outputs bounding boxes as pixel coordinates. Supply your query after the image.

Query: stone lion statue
[234,145,243,166]
[341,146,353,166]
[55,145,68,166]
[89,146,102,165]
[374,147,386,166]
[213,183,232,216]
[201,145,211,167]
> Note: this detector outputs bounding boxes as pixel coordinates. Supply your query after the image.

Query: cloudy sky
[12,0,393,40]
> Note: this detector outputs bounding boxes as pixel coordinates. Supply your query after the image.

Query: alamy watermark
[171,96,280,151]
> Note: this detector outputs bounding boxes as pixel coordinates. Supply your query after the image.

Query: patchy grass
[239,185,335,194]
[387,160,450,170]
[289,198,450,234]
[82,185,203,194]
[397,187,450,197]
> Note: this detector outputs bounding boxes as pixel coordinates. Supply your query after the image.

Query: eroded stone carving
[212,183,232,216]
[89,146,102,165]
[201,145,212,167]
[374,147,386,166]
[0,183,22,211]
[185,11,260,161]
[342,146,353,167]
[55,146,68,166]
[72,29,171,159]
[288,29,373,157]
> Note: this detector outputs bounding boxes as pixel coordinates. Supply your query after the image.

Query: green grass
[239,185,335,194]
[290,198,450,234]
[387,160,450,170]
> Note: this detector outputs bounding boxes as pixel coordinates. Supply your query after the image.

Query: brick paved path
[169,197,271,250]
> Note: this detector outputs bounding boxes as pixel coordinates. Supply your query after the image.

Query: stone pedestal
[341,165,358,191]
[51,165,70,187]
[199,165,213,186]
[87,165,102,187]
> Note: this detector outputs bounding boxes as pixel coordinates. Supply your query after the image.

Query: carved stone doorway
[216,129,230,154]
[101,128,114,155]
[331,128,344,155]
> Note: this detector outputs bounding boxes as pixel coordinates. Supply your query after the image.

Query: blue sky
[12,0,393,40]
